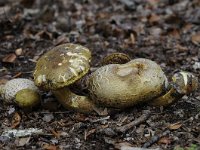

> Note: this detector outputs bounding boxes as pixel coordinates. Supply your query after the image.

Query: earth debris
[0,0,200,149]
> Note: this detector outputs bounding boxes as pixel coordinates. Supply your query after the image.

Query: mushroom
[0,78,40,108]
[87,58,169,108]
[101,52,131,65]
[33,43,95,113]
[149,71,198,106]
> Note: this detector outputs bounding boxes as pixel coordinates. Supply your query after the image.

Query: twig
[115,110,151,133]
[89,116,110,123]
[38,111,71,114]
[142,130,170,148]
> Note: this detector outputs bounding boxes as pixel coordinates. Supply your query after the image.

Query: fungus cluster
[0,43,198,112]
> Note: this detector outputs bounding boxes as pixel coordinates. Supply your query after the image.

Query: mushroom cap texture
[1,78,39,103]
[88,58,168,108]
[15,89,40,108]
[34,43,91,90]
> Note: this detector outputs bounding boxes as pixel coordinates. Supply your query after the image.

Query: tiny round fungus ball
[0,78,40,108]
[88,58,168,108]
[34,43,91,90]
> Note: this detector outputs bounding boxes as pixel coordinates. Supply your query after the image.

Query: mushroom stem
[149,88,183,106]
[52,87,95,113]
[149,71,198,106]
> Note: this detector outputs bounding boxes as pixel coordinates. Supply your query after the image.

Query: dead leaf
[191,33,200,45]
[182,23,193,33]
[50,129,60,138]
[11,112,21,129]
[175,44,188,51]
[148,14,160,24]
[74,113,87,122]
[2,53,17,63]
[35,30,52,40]
[130,33,136,44]
[15,48,23,56]
[20,0,35,8]
[168,122,182,130]
[168,28,180,39]
[0,79,8,85]
[84,128,96,140]
[158,137,172,145]
[43,144,58,150]
[15,137,30,146]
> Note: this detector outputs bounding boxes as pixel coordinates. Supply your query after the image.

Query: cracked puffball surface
[34,43,91,90]
[88,58,168,108]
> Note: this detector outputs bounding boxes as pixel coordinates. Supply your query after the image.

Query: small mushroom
[149,71,198,106]
[88,58,168,108]
[33,43,95,112]
[0,78,40,108]
[101,52,131,65]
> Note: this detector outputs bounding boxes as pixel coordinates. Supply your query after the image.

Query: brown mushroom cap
[88,58,168,108]
[34,43,91,90]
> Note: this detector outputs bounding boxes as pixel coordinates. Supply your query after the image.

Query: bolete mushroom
[149,71,198,106]
[87,58,169,108]
[33,43,95,113]
[0,78,40,108]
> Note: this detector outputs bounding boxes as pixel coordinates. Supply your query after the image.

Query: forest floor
[0,0,200,149]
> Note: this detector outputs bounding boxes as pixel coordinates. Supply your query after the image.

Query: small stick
[142,130,170,148]
[115,110,151,133]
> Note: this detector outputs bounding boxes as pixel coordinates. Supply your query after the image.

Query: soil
[0,0,200,149]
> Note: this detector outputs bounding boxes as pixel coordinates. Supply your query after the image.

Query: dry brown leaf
[15,48,23,56]
[50,129,61,138]
[0,79,8,85]
[149,14,160,24]
[158,137,172,145]
[11,112,21,129]
[168,29,180,39]
[182,23,193,33]
[84,128,96,140]
[191,33,200,44]
[43,144,58,150]
[74,113,87,122]
[2,53,17,63]
[130,33,136,44]
[168,122,182,130]
[175,44,188,51]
